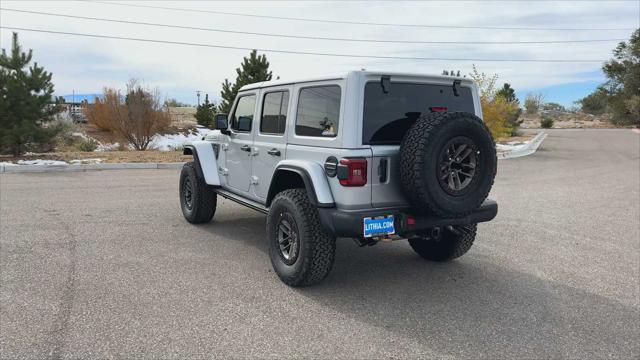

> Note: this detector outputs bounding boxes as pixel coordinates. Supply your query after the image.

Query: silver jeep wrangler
[180,71,498,286]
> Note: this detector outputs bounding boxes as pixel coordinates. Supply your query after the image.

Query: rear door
[363,79,477,207]
[252,88,290,199]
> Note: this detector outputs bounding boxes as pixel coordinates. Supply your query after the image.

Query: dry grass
[519,113,614,129]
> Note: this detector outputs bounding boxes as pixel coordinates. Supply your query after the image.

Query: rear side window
[295,85,341,137]
[260,91,289,135]
[231,94,256,132]
[363,82,475,144]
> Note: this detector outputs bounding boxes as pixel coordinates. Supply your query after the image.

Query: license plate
[363,216,395,237]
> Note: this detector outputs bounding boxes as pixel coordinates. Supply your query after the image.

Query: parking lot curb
[1,134,549,173]
[0,162,186,173]
[498,132,548,160]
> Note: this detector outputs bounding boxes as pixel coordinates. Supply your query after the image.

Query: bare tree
[85,79,171,150]
[524,92,546,115]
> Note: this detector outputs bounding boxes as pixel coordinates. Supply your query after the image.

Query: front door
[225,93,257,193]
[253,89,290,199]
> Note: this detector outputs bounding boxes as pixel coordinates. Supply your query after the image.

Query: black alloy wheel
[276,212,300,265]
[438,136,479,196]
[183,177,194,210]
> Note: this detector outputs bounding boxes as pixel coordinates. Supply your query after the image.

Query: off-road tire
[400,112,496,217]
[267,189,336,287]
[179,162,217,224]
[408,224,477,261]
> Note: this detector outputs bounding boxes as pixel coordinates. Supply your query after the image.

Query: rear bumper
[317,199,498,239]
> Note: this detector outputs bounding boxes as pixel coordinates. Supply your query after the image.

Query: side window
[230,94,256,132]
[295,85,341,137]
[260,91,289,135]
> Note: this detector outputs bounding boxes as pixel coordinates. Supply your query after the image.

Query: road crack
[44,209,78,360]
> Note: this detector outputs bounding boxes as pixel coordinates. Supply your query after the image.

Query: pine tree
[496,83,518,103]
[218,50,272,113]
[194,94,215,127]
[602,29,639,125]
[0,33,58,155]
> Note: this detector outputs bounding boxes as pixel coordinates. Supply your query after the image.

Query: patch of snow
[496,143,528,152]
[69,158,103,164]
[151,127,211,151]
[0,161,18,166]
[72,132,89,139]
[17,159,68,166]
[95,142,121,152]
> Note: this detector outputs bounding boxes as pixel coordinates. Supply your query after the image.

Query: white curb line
[497,132,548,160]
[0,162,185,173]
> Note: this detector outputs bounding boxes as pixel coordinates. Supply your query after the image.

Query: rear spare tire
[400,112,496,217]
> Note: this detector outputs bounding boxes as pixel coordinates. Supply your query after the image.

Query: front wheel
[179,162,217,224]
[266,189,336,286]
[408,224,477,261]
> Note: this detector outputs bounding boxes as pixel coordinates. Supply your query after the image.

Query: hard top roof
[238,70,472,91]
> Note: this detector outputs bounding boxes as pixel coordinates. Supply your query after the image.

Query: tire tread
[267,189,335,286]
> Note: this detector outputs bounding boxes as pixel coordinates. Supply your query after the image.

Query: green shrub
[76,138,99,152]
[578,88,609,115]
[540,116,554,128]
[52,119,77,147]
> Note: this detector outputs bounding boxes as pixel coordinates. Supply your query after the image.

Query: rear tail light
[430,106,448,112]
[337,158,367,186]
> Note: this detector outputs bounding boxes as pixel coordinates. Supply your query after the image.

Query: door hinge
[218,167,228,175]
[222,143,229,151]
[251,176,259,185]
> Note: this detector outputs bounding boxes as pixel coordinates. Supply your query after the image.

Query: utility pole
[196,90,201,106]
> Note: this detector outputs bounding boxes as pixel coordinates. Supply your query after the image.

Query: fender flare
[267,161,335,208]
[183,141,221,186]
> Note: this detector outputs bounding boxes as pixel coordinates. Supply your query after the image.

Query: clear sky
[1,0,638,107]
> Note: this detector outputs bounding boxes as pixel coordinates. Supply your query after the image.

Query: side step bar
[214,188,268,214]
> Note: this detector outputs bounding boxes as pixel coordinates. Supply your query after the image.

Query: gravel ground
[1,129,638,359]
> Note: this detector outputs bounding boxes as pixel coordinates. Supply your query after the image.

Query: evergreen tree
[0,33,58,155]
[602,28,639,125]
[218,50,272,113]
[194,94,215,127]
[496,83,518,103]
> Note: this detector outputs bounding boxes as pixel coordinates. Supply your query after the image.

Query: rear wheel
[267,189,336,286]
[408,224,477,261]
[180,162,217,224]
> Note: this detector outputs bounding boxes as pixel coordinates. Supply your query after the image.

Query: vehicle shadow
[196,208,638,358]
[301,241,639,358]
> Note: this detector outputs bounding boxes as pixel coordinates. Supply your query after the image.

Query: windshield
[363,81,475,145]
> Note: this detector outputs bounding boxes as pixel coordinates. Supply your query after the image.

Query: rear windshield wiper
[453,79,461,97]
[380,75,391,94]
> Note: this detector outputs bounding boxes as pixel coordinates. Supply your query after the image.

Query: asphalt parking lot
[1,129,638,359]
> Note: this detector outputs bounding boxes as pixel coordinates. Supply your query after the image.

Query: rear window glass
[261,91,289,135]
[363,81,475,145]
[295,85,341,137]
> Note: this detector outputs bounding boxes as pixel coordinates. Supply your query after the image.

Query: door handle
[240,145,251,152]
[267,148,281,156]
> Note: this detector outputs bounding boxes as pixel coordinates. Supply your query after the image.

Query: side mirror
[215,113,228,130]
